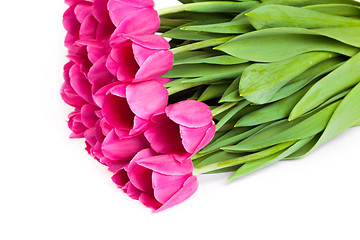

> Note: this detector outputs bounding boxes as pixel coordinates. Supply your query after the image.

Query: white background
[1,0,359,239]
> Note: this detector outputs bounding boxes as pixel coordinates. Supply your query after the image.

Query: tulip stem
[193,141,297,175]
[211,102,238,117]
[157,2,233,16]
[171,36,234,55]
[167,82,204,95]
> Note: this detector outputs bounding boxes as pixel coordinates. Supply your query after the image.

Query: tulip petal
[179,123,212,154]
[136,155,194,175]
[126,81,168,120]
[102,130,150,161]
[152,172,190,204]
[112,168,130,188]
[69,64,94,104]
[139,193,162,211]
[135,51,174,81]
[165,100,213,128]
[154,176,198,213]
[117,8,160,36]
[126,34,170,50]
[144,118,184,154]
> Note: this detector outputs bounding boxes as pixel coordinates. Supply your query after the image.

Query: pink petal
[88,56,115,94]
[127,34,170,50]
[154,175,198,213]
[126,182,142,200]
[139,193,162,211]
[109,0,154,8]
[60,82,87,108]
[126,81,168,120]
[107,41,139,81]
[102,86,135,130]
[101,129,150,161]
[154,77,171,85]
[129,116,149,136]
[74,2,92,23]
[69,64,94,104]
[93,82,119,108]
[136,155,194,175]
[116,8,160,37]
[152,172,190,204]
[128,164,153,193]
[165,100,213,128]
[144,118,184,154]
[193,122,216,153]
[79,14,98,41]
[93,0,111,23]
[135,50,174,81]
[112,168,130,188]
[81,104,99,128]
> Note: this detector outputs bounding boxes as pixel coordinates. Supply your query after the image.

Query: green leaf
[216,101,250,130]
[239,52,335,104]
[290,52,360,120]
[181,18,253,34]
[163,63,248,78]
[223,101,340,151]
[174,55,248,65]
[314,82,360,148]
[215,28,359,62]
[228,137,314,180]
[162,24,227,41]
[198,84,228,101]
[194,141,297,174]
[246,4,360,30]
[200,124,269,154]
[304,4,360,17]
[185,1,259,13]
[269,56,345,102]
[235,85,311,127]
[262,0,360,7]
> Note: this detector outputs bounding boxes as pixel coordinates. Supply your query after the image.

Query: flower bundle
[62,0,360,212]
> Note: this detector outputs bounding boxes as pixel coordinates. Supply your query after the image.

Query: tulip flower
[112,148,198,212]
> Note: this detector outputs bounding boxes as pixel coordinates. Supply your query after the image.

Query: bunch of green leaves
[157,0,360,180]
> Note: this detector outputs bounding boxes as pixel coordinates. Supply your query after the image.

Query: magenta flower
[107,34,173,83]
[112,148,198,212]
[94,80,169,137]
[100,129,150,172]
[108,0,160,38]
[145,100,216,162]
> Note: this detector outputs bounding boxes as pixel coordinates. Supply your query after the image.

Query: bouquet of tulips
[61,0,360,212]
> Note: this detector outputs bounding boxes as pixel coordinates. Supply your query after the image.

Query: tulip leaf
[228,136,314,180]
[174,55,248,65]
[236,85,311,127]
[268,56,345,102]
[246,5,360,30]
[290,52,360,120]
[314,82,360,148]
[200,123,270,154]
[216,101,250,130]
[163,63,248,78]
[239,52,335,104]
[185,1,259,13]
[181,18,254,34]
[223,101,340,151]
[304,4,360,17]
[215,28,359,62]
[198,84,228,101]
[262,0,360,7]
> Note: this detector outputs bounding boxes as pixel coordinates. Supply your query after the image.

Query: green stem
[193,141,297,175]
[171,36,234,55]
[157,2,225,16]
[211,102,238,117]
[167,82,204,95]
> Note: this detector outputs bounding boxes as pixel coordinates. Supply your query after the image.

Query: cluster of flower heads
[61,0,215,212]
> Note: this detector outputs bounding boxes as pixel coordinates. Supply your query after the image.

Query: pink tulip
[106,34,173,83]
[145,100,216,162]
[108,0,159,39]
[94,80,169,137]
[112,148,198,212]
